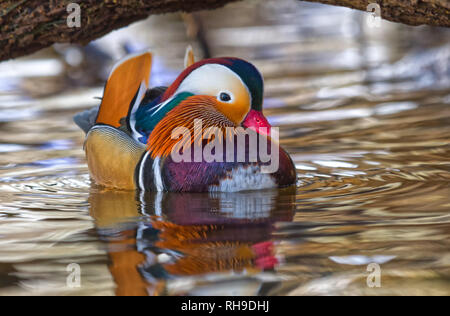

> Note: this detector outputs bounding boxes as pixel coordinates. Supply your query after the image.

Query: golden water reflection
[89,188,295,296]
[0,0,449,295]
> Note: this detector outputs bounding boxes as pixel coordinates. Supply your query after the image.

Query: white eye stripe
[174,64,251,105]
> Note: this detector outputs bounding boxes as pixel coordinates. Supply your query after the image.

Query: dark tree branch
[0,0,240,62]
[0,0,448,63]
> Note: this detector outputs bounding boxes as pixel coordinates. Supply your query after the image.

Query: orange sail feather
[96,52,152,127]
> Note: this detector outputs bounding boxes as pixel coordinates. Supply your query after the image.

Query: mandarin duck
[75,48,296,192]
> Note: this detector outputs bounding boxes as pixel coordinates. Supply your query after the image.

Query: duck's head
[141,56,273,158]
[160,57,271,135]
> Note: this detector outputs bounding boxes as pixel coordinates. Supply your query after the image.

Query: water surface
[0,1,449,295]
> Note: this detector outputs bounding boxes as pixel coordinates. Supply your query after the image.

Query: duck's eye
[219,92,232,102]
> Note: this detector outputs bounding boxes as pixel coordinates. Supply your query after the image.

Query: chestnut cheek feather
[215,99,250,126]
[147,95,236,158]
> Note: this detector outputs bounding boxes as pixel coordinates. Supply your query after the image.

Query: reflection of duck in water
[75,48,296,192]
[89,188,295,296]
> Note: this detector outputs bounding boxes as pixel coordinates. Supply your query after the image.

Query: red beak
[242,109,272,136]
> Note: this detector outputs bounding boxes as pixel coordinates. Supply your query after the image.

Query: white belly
[209,165,277,192]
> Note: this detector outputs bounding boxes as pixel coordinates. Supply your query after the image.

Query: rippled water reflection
[0,0,449,295]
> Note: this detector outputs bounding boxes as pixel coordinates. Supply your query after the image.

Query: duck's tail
[73,105,99,134]
[74,51,153,134]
